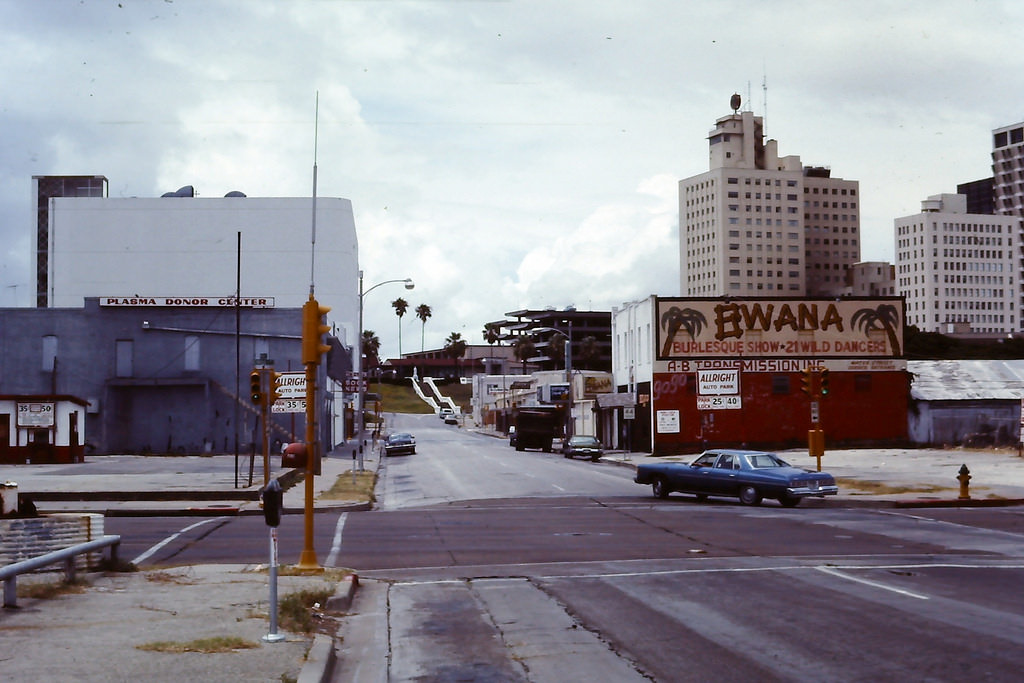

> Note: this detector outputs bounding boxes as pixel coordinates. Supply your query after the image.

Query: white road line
[551,484,566,492]
[815,565,929,600]
[325,512,348,567]
[131,518,220,566]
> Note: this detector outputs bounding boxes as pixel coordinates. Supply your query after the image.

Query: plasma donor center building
[649,296,907,453]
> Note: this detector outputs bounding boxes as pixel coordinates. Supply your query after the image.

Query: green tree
[392,297,409,357]
[444,331,468,376]
[576,335,601,370]
[362,330,381,370]
[513,337,536,374]
[415,303,432,352]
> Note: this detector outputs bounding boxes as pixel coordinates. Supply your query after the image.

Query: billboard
[656,297,904,360]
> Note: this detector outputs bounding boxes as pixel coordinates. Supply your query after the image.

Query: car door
[706,452,740,494]
[678,451,721,493]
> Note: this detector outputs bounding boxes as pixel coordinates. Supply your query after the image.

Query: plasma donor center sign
[100,296,275,308]
[657,297,904,359]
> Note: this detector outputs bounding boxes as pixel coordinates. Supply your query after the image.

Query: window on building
[771,374,790,394]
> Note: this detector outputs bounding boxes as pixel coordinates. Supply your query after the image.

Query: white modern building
[895,194,1018,335]
[679,97,860,297]
[43,194,359,346]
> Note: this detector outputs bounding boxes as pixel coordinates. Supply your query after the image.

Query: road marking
[325,512,348,567]
[551,484,566,492]
[131,518,220,566]
[814,565,929,600]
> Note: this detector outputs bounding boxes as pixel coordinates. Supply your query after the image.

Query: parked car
[384,432,416,456]
[562,435,603,461]
[444,413,459,425]
[634,449,838,507]
[438,407,455,420]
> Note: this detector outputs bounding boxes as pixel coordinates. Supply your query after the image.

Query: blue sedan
[634,449,838,507]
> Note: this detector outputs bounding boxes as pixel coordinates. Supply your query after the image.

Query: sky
[2,0,1023,360]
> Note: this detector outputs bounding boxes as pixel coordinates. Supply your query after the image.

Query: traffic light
[268,371,283,405]
[249,369,263,404]
[302,297,332,364]
[819,368,830,396]
[800,367,813,395]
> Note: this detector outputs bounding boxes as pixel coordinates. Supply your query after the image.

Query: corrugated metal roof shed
[909,360,1024,401]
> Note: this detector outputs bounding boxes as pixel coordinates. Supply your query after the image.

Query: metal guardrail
[1,534,121,608]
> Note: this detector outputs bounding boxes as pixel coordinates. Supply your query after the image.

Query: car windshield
[570,436,600,446]
[745,453,789,468]
[387,434,413,444]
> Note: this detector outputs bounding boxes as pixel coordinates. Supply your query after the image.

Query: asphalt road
[104,415,1024,681]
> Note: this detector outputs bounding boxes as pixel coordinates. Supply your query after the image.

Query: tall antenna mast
[309,91,319,297]
[762,65,768,140]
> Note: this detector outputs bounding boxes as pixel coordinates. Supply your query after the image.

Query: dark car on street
[384,432,416,456]
[562,435,603,461]
[635,449,838,507]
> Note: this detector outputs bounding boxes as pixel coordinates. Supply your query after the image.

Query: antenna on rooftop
[762,65,768,140]
[309,91,319,296]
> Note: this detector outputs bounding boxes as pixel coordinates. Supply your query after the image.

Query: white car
[438,407,455,420]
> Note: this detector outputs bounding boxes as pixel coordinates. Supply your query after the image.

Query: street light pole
[357,273,414,468]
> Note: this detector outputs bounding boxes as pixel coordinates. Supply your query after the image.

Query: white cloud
[3,0,1024,355]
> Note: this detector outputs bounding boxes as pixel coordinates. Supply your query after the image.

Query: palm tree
[444,331,468,377]
[659,306,708,357]
[482,325,500,346]
[415,303,432,352]
[852,304,902,356]
[513,337,536,374]
[577,335,601,370]
[548,332,568,368]
[361,330,381,370]
[392,297,409,357]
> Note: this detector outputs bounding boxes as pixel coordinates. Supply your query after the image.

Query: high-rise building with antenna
[679,96,860,297]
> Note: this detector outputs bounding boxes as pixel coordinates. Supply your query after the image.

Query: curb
[298,573,358,683]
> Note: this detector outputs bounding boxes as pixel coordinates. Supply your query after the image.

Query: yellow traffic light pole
[802,365,828,472]
[296,295,331,571]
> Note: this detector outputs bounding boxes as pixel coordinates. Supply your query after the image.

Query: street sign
[696,395,742,410]
[272,398,306,414]
[274,372,306,399]
[623,406,635,420]
[697,370,739,396]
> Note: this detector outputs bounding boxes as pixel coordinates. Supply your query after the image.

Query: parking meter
[261,479,283,527]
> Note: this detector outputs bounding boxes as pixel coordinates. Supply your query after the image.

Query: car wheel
[516,443,524,452]
[778,495,801,508]
[694,493,708,503]
[738,485,762,506]
[563,452,571,458]
[590,454,600,462]
[652,477,670,499]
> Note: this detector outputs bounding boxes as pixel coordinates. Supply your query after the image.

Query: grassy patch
[320,470,376,502]
[372,381,473,414]
[16,577,87,600]
[137,636,259,653]
[146,570,199,585]
[279,587,336,634]
[836,478,953,496]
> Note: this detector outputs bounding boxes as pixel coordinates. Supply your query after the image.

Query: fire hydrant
[957,464,971,500]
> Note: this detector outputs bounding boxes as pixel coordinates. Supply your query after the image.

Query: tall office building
[679,97,860,297]
[895,194,1017,335]
[33,175,108,307]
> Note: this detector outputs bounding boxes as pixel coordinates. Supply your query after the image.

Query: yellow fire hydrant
[957,464,971,500]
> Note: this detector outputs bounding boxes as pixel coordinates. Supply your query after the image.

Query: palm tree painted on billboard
[659,306,708,356]
[851,303,902,356]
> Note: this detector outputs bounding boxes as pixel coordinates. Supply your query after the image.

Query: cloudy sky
[2,0,1022,359]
